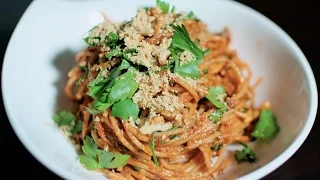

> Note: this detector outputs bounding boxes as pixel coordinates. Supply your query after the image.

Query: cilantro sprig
[52,110,82,134]
[79,136,130,170]
[235,143,256,163]
[252,109,279,139]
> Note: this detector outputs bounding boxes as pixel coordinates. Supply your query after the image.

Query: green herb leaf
[206,86,227,109]
[106,46,122,59]
[211,144,222,151]
[86,101,112,115]
[133,166,141,171]
[123,48,137,54]
[84,31,119,46]
[156,0,170,13]
[52,110,76,126]
[241,107,249,113]
[122,49,138,63]
[87,60,136,115]
[203,69,208,74]
[53,111,82,134]
[171,25,204,62]
[235,144,256,163]
[88,67,121,99]
[209,109,225,123]
[76,65,89,85]
[171,5,176,13]
[143,6,151,11]
[82,136,98,158]
[79,136,130,170]
[203,49,210,56]
[79,155,100,170]
[107,72,138,104]
[252,109,279,139]
[111,99,139,121]
[119,59,132,70]
[150,132,159,166]
[71,120,83,134]
[174,61,201,79]
[169,126,178,131]
[52,114,62,125]
[206,86,228,123]
[169,134,180,140]
[186,11,200,21]
[106,32,119,47]
[97,150,130,168]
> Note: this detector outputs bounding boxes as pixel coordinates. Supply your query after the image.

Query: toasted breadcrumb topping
[85,7,202,134]
[132,71,184,114]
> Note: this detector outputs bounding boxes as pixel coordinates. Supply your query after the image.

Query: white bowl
[2,0,317,179]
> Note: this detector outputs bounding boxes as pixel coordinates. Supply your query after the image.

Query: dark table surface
[1,0,319,179]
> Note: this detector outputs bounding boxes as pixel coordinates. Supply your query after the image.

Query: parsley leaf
[84,32,119,46]
[150,132,159,166]
[79,155,100,170]
[206,86,228,122]
[174,61,201,79]
[203,69,208,74]
[186,11,200,21]
[86,60,137,115]
[52,110,82,134]
[106,46,122,59]
[169,25,204,79]
[119,59,132,70]
[86,101,112,115]
[52,110,76,126]
[252,109,279,139]
[107,71,138,104]
[106,32,119,47]
[156,0,170,13]
[71,120,83,134]
[87,67,121,99]
[171,25,204,62]
[82,136,98,158]
[206,86,227,109]
[96,149,130,168]
[235,144,256,163]
[171,5,176,13]
[209,108,224,123]
[79,136,130,170]
[111,99,139,121]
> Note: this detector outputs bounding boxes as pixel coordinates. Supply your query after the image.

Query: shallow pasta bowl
[1,0,317,179]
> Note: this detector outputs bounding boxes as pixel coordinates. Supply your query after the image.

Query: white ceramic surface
[2,0,317,180]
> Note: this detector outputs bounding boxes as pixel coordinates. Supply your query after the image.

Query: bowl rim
[1,0,318,180]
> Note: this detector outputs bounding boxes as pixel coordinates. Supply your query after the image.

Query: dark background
[1,0,319,179]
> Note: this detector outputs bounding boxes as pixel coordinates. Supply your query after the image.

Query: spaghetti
[55,2,279,180]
